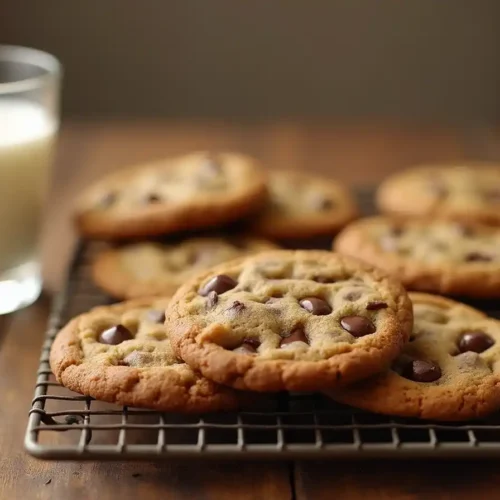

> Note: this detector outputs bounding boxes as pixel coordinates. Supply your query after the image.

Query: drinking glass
[0,45,61,314]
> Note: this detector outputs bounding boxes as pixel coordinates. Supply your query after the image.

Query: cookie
[75,151,268,239]
[251,170,358,239]
[50,297,254,412]
[334,216,500,297]
[324,293,500,421]
[92,237,278,299]
[166,250,413,392]
[377,163,500,224]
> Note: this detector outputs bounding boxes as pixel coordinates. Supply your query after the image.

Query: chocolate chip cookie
[50,298,254,412]
[167,250,413,392]
[334,216,500,297]
[92,237,278,299]
[377,163,500,224]
[75,151,268,239]
[251,171,358,239]
[325,293,500,420]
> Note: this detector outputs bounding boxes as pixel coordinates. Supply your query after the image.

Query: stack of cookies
[50,157,500,421]
[75,151,358,299]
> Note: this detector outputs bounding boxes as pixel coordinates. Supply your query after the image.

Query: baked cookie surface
[92,237,278,299]
[377,163,500,224]
[325,293,500,421]
[334,216,500,297]
[251,171,358,239]
[75,151,268,239]
[167,250,412,392]
[50,298,252,412]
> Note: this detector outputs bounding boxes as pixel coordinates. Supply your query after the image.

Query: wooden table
[2,120,500,499]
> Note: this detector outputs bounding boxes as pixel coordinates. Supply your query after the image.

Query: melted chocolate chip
[299,297,332,315]
[280,328,308,347]
[99,324,133,345]
[207,291,218,308]
[340,316,376,337]
[402,359,442,382]
[199,274,237,296]
[458,332,494,353]
[366,301,388,311]
[465,252,492,262]
[146,309,165,323]
[233,339,260,354]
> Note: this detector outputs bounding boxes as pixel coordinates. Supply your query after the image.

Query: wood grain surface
[1,120,498,499]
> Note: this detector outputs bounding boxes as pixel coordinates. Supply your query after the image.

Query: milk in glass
[0,99,56,272]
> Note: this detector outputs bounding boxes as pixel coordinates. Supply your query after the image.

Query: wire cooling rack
[25,188,500,460]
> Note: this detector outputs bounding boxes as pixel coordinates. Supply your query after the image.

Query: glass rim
[0,45,62,95]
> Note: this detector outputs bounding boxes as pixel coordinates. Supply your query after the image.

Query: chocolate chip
[280,328,308,347]
[199,274,237,296]
[299,297,332,315]
[145,193,162,203]
[366,301,388,310]
[340,316,376,337]
[229,300,246,313]
[458,332,494,353]
[313,276,335,284]
[465,252,492,262]
[99,324,133,345]
[409,335,416,342]
[345,291,362,301]
[402,360,441,382]
[99,192,116,208]
[233,339,260,354]
[207,291,218,308]
[146,309,165,323]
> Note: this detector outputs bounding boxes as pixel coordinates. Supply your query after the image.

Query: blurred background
[3,0,500,291]
[3,0,499,124]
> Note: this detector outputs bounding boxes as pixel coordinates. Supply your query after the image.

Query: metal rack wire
[25,189,500,460]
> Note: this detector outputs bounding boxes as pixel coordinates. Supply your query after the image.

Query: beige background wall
[2,0,500,123]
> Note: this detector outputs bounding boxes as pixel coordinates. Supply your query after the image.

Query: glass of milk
[0,46,61,314]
